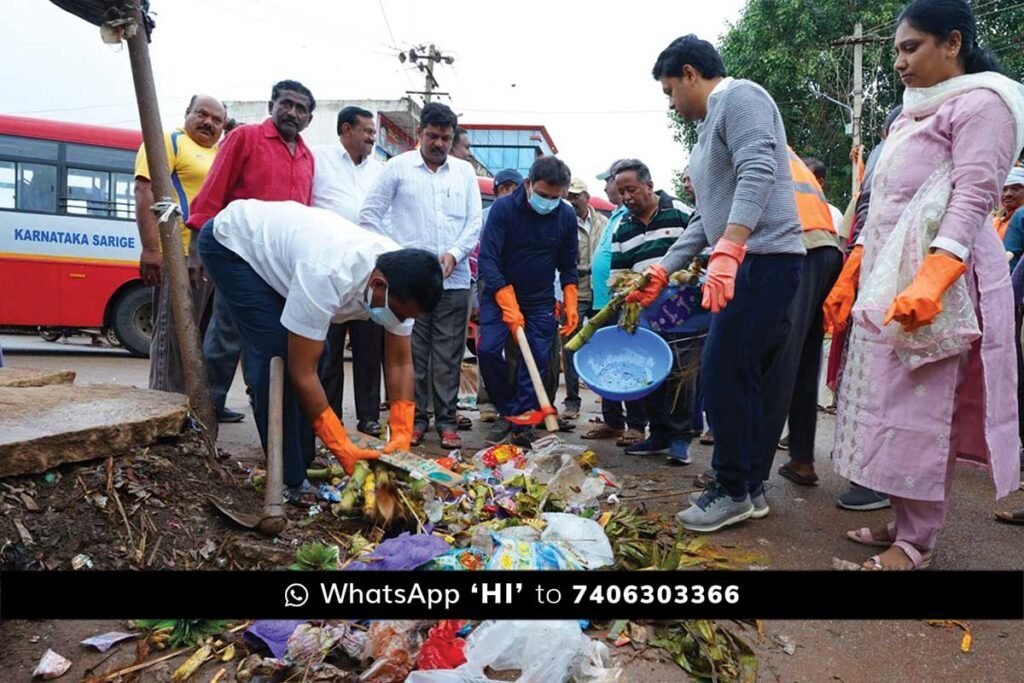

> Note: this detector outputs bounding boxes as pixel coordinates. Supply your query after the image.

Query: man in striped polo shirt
[610,159,699,464]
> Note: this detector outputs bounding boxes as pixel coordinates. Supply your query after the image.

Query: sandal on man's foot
[616,428,644,447]
[410,429,426,447]
[457,414,472,431]
[440,431,462,450]
[846,521,896,547]
[778,461,819,486]
[581,424,623,440]
[862,541,932,571]
[994,509,1024,525]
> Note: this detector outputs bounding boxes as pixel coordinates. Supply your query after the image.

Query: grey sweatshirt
[661,78,805,274]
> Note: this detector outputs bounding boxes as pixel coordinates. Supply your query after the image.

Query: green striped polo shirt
[611,191,693,274]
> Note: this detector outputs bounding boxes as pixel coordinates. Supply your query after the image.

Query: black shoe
[218,409,245,424]
[486,419,513,445]
[557,417,576,432]
[511,427,539,448]
[357,420,382,438]
[837,483,891,511]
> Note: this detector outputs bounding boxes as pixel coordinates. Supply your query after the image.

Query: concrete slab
[0,384,187,477]
[0,367,75,388]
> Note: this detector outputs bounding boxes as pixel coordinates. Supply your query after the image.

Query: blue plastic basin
[573,326,673,401]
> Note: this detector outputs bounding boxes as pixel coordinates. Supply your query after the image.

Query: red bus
[0,114,152,355]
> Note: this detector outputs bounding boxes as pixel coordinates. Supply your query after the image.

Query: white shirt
[359,150,482,290]
[311,143,385,223]
[212,199,414,341]
[828,203,844,232]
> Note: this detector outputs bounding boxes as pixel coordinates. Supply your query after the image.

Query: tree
[669,0,1024,204]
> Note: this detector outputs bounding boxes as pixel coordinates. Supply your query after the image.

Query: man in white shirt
[313,106,388,439]
[359,102,482,450]
[198,199,443,503]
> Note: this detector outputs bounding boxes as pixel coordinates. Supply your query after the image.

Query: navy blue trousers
[704,253,803,497]
[478,297,557,417]
[198,222,316,487]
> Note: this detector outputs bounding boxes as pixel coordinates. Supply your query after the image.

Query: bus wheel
[111,286,153,358]
[38,327,63,342]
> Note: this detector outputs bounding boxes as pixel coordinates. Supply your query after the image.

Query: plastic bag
[540,512,614,570]
[853,160,980,370]
[287,622,350,668]
[424,548,488,571]
[360,620,421,683]
[573,638,624,683]
[416,620,468,671]
[465,620,591,682]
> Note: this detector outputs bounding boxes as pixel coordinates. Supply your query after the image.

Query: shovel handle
[264,356,285,518]
[514,327,560,432]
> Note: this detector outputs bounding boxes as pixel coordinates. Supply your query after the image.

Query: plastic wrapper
[32,649,72,680]
[360,620,421,683]
[424,548,488,571]
[286,622,350,668]
[486,535,582,570]
[416,620,468,671]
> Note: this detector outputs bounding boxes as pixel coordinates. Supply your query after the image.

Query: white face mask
[361,283,404,331]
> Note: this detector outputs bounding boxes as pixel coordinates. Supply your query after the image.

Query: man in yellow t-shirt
[134,95,240,415]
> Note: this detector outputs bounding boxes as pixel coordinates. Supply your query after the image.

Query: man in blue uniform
[477,156,579,446]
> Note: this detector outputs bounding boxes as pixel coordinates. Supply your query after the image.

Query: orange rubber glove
[383,399,415,453]
[822,245,863,334]
[560,284,579,336]
[702,239,747,313]
[495,284,525,334]
[625,264,668,307]
[311,406,380,475]
[883,252,967,332]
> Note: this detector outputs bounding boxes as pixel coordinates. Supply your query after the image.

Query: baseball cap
[1005,167,1024,187]
[596,159,626,181]
[568,177,588,195]
[493,168,524,188]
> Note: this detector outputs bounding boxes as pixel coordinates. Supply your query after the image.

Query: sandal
[778,461,820,486]
[581,424,623,440]
[440,431,462,450]
[457,414,472,431]
[994,508,1024,525]
[846,521,897,547]
[862,541,932,571]
[616,428,644,447]
[411,430,425,447]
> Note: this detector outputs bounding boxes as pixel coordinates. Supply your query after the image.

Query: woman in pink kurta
[825,0,1024,569]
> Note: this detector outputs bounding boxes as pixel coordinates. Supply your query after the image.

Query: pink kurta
[834,88,1021,501]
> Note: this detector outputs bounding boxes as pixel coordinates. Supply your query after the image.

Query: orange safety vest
[787,148,835,234]
[993,212,1011,240]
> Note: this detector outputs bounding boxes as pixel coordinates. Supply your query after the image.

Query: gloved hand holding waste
[312,407,380,475]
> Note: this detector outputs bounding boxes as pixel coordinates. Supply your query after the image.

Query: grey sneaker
[486,419,512,444]
[837,483,891,511]
[676,483,754,533]
[689,483,769,519]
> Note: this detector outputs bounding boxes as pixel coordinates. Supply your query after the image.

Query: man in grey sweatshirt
[629,34,805,533]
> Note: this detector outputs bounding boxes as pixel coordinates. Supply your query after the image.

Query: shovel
[512,327,560,432]
[208,356,287,536]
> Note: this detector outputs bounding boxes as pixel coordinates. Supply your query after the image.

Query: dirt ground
[2,337,1023,682]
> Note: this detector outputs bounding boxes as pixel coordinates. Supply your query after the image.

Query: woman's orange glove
[560,284,579,336]
[702,238,747,313]
[495,285,525,334]
[383,399,415,453]
[625,264,668,307]
[311,407,379,475]
[883,252,967,332]
[823,245,863,334]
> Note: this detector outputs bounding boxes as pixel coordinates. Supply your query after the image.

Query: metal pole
[851,22,864,197]
[125,1,218,441]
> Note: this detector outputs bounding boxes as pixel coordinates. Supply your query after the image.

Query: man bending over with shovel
[477,156,579,447]
[199,199,443,504]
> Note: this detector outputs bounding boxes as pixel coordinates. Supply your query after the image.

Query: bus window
[66,167,110,216]
[17,163,57,213]
[0,161,14,208]
[113,172,136,219]
[66,143,135,170]
[0,134,59,161]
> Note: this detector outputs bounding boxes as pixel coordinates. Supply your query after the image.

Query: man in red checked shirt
[186,79,316,230]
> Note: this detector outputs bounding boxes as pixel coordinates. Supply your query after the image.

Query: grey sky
[1,0,746,199]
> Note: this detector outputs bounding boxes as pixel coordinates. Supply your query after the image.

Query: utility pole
[399,44,455,104]
[831,23,887,196]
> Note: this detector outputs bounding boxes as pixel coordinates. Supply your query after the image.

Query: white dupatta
[853,72,1024,370]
